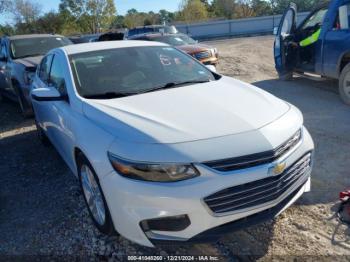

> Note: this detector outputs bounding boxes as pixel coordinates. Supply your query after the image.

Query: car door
[0,39,12,97]
[44,54,75,170]
[322,1,350,78]
[32,54,54,128]
[274,3,297,78]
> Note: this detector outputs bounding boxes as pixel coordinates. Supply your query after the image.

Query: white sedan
[31,41,314,247]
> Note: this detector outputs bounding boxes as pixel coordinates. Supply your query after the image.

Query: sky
[0,0,183,24]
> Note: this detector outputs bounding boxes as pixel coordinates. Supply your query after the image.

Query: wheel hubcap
[81,165,106,226]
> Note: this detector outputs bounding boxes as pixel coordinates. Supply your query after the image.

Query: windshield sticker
[198,71,206,75]
[160,54,172,66]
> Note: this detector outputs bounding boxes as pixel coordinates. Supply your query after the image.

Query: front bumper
[101,127,314,247]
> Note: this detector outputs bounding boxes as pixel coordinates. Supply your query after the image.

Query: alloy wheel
[80,165,106,226]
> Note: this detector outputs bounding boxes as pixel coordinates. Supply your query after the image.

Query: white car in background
[30,41,314,247]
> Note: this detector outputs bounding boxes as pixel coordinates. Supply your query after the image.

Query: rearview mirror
[206,64,217,73]
[273,27,278,35]
[31,88,67,102]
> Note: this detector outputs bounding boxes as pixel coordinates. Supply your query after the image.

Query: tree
[86,0,116,32]
[59,0,116,33]
[211,0,235,19]
[111,15,125,29]
[0,24,15,36]
[251,0,273,16]
[178,0,208,22]
[0,0,11,13]
[11,0,41,24]
[159,9,175,24]
[235,0,255,18]
[124,9,145,28]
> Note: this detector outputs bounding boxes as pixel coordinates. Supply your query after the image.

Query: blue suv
[275,0,350,105]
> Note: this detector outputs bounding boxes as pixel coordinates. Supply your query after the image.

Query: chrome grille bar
[204,152,312,214]
[203,129,302,172]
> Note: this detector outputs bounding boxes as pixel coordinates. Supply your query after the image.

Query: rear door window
[339,4,350,29]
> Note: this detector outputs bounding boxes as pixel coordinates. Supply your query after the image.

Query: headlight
[24,70,35,85]
[108,153,200,182]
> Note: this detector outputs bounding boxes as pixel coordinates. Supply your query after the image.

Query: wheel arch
[338,51,350,76]
[73,147,98,179]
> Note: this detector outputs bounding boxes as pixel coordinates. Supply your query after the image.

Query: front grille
[194,51,211,60]
[203,129,302,172]
[204,152,312,215]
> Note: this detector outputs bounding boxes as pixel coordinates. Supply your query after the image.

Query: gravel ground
[0,36,349,261]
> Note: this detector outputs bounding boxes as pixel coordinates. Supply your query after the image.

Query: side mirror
[273,27,279,36]
[0,56,7,62]
[206,64,217,73]
[31,88,67,102]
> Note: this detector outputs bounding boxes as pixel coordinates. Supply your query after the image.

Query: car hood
[14,55,43,68]
[83,76,290,144]
[178,43,212,54]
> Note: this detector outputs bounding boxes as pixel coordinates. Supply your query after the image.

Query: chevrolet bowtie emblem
[273,162,287,175]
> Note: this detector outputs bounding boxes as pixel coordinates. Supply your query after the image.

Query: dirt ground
[0,36,349,261]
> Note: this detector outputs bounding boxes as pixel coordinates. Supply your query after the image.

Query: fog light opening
[140,215,191,233]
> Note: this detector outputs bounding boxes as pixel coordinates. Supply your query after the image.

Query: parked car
[129,33,219,65]
[95,32,124,42]
[0,34,72,116]
[69,34,100,44]
[69,32,124,44]
[274,0,350,105]
[125,25,178,39]
[31,41,314,248]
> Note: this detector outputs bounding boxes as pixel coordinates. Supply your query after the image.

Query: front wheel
[77,154,115,235]
[339,63,350,105]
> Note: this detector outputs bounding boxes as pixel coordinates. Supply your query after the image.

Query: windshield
[302,8,328,30]
[152,35,197,46]
[10,37,72,59]
[69,46,216,99]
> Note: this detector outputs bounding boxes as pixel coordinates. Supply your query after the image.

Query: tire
[278,72,293,81]
[339,63,350,106]
[77,153,115,235]
[13,82,33,118]
[34,116,50,146]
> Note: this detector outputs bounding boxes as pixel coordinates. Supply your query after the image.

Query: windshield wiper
[83,92,135,99]
[141,79,210,94]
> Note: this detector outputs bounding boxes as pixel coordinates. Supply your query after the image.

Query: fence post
[228,20,232,37]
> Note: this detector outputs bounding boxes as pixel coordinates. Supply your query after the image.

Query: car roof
[60,40,168,55]
[7,34,66,40]
[144,33,183,38]
[131,33,185,39]
[131,25,168,29]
